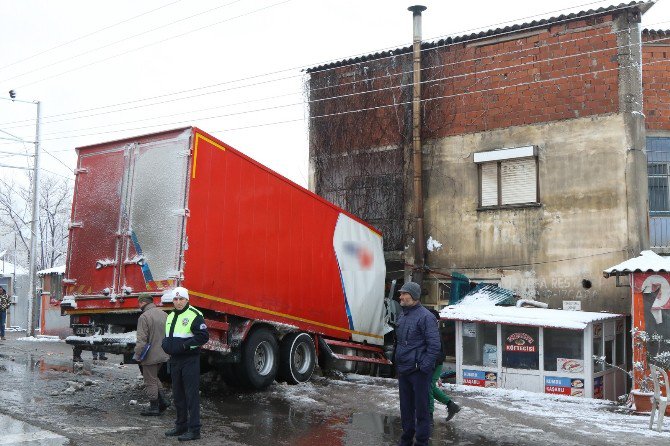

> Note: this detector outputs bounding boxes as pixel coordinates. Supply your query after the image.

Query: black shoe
[178,430,201,441]
[141,400,161,416]
[158,390,170,413]
[99,355,108,360]
[446,400,461,422]
[165,426,188,437]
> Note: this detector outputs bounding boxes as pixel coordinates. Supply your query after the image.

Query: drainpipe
[408,5,426,286]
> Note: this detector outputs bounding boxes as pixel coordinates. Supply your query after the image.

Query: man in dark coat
[161,287,209,442]
[134,293,170,416]
[395,281,441,446]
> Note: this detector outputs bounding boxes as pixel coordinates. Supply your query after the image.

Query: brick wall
[309,13,624,146]
[643,30,670,131]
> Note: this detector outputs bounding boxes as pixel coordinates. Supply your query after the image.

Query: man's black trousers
[170,355,201,431]
[398,369,432,446]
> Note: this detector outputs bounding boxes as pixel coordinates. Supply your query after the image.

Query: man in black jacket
[161,287,209,442]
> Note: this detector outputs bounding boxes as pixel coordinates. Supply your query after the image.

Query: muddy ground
[0,332,668,445]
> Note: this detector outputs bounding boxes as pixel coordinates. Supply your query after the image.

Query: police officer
[161,287,209,441]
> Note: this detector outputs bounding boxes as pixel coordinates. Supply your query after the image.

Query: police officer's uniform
[161,287,209,440]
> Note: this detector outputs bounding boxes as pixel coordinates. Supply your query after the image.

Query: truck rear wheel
[236,327,279,390]
[278,332,316,384]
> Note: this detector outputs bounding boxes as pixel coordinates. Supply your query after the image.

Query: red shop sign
[505,332,537,353]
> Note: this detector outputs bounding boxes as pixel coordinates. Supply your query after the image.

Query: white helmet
[172,286,189,300]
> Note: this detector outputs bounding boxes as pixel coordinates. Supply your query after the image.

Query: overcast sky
[0,0,668,188]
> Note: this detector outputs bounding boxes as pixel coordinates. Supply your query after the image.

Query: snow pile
[65,331,137,345]
[426,236,443,252]
[17,335,63,342]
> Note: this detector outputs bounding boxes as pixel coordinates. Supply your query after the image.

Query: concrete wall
[422,113,646,313]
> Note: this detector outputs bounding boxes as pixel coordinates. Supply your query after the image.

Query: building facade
[308,2,664,313]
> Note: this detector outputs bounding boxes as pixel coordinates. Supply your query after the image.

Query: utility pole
[408,5,426,286]
[2,92,41,336]
[27,100,41,337]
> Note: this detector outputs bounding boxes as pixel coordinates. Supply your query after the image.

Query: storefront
[440,305,627,400]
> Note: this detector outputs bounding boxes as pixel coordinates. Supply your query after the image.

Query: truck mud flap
[319,338,392,374]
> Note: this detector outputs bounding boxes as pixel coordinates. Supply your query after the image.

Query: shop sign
[557,358,584,373]
[593,376,604,399]
[504,332,536,353]
[563,300,581,311]
[462,322,477,338]
[463,369,498,388]
[544,376,584,397]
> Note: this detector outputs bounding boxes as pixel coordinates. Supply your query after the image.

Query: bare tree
[0,172,72,270]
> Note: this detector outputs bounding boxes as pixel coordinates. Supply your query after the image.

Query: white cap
[172,286,189,300]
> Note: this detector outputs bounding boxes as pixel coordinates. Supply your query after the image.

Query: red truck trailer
[61,127,391,389]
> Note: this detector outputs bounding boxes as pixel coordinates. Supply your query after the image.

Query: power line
[4,49,667,152]
[0,0,242,84]
[0,0,184,73]
[0,0,639,127]
[32,33,648,138]
[14,0,293,89]
[22,34,670,144]
[3,17,665,134]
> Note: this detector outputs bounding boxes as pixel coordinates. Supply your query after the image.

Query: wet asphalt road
[0,333,520,446]
[1,332,666,446]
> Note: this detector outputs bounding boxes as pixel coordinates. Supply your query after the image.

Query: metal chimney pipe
[408,5,426,286]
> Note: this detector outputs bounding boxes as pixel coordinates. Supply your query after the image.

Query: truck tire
[278,332,316,384]
[236,327,279,390]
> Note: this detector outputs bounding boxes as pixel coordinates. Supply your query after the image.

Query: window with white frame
[475,146,539,208]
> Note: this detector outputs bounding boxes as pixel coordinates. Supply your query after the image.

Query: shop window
[502,325,539,370]
[462,322,497,367]
[475,146,539,208]
[593,324,604,372]
[615,331,625,367]
[604,340,614,370]
[544,329,584,372]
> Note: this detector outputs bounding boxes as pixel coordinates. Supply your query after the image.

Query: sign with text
[463,369,498,388]
[505,332,536,353]
[544,376,585,397]
[562,300,581,311]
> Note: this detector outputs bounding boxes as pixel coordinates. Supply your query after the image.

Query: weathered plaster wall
[423,114,646,313]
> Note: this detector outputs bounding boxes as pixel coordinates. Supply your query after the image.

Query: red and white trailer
[62,127,390,388]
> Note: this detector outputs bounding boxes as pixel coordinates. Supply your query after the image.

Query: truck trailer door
[66,147,128,296]
[117,130,191,295]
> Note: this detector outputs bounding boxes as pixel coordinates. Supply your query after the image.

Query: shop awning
[603,250,670,278]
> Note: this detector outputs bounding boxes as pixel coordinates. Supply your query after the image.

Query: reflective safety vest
[166,306,204,339]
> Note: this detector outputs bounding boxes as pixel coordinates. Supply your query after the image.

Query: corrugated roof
[603,250,670,277]
[37,265,66,276]
[307,1,652,73]
[439,305,622,330]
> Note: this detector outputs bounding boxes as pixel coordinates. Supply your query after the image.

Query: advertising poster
[557,358,584,373]
[462,322,477,338]
[463,369,498,388]
[544,376,585,397]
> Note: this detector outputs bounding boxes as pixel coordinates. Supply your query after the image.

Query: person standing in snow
[395,281,441,446]
[427,309,460,422]
[161,287,209,441]
[0,287,9,341]
[134,293,170,416]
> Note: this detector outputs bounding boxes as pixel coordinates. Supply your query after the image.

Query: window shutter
[481,163,498,206]
[501,158,536,204]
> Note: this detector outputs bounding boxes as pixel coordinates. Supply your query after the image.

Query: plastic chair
[649,364,669,432]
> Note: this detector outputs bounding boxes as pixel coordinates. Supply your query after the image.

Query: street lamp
[1,90,41,337]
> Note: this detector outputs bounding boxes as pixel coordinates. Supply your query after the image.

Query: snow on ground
[452,383,670,439]
[17,335,64,342]
[266,373,670,443]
